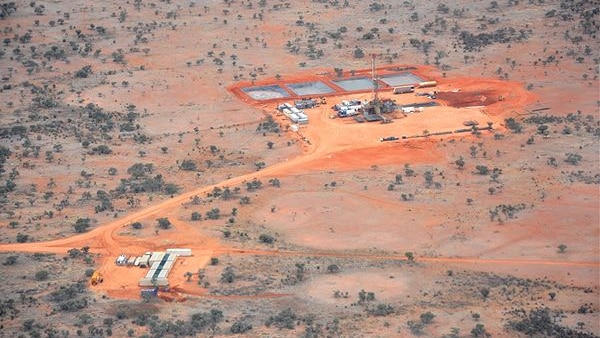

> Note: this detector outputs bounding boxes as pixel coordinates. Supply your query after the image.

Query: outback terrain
[0,0,598,337]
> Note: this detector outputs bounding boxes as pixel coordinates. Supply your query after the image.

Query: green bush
[35,270,49,281]
[259,234,274,244]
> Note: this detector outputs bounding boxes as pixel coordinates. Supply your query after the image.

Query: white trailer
[116,254,127,266]
[296,112,308,120]
[166,248,192,257]
[149,252,165,264]
[139,253,151,268]
[393,85,415,94]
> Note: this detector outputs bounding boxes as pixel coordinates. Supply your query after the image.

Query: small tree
[267,141,274,149]
[420,311,435,324]
[455,156,465,169]
[156,217,171,229]
[557,244,567,253]
[180,159,198,171]
[395,174,403,184]
[405,252,414,261]
[504,118,522,133]
[35,270,49,281]
[221,266,235,283]
[191,212,202,221]
[353,47,365,58]
[206,208,220,220]
[564,153,582,165]
[475,165,489,175]
[131,222,143,229]
[268,178,280,187]
[259,234,274,244]
[327,264,340,273]
[74,218,91,233]
[230,321,252,334]
[16,233,29,243]
[184,272,193,282]
[471,323,488,337]
[3,256,17,265]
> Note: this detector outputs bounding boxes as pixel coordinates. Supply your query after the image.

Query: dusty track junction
[0,0,598,337]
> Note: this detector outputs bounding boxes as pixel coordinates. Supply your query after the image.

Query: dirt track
[0,68,597,299]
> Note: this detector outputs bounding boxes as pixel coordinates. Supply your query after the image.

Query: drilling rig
[363,54,393,123]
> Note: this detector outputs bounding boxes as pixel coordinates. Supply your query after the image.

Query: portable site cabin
[149,252,165,264]
[393,85,415,94]
[139,253,151,268]
[296,117,308,125]
[116,254,127,266]
[166,248,192,257]
[296,112,309,123]
[282,108,299,122]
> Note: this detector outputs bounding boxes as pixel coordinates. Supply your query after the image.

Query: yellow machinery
[90,271,104,285]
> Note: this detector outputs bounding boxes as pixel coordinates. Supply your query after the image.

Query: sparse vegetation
[0,1,597,337]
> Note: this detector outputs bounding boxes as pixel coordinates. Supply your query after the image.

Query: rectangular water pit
[332,78,375,91]
[286,81,335,96]
[380,72,424,87]
[242,85,290,100]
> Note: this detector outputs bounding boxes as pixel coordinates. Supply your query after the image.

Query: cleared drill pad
[380,72,425,87]
[286,81,335,96]
[332,77,375,91]
[242,85,290,100]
